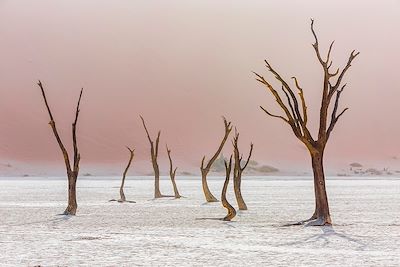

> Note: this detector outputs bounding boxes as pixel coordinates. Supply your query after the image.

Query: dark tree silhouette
[201,117,232,202]
[232,129,253,210]
[221,155,236,221]
[38,81,83,215]
[166,145,182,198]
[253,20,359,226]
[110,147,135,203]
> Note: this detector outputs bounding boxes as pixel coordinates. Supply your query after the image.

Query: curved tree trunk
[309,151,331,225]
[221,156,236,221]
[201,117,232,202]
[233,172,247,210]
[201,170,218,202]
[118,147,134,202]
[166,145,181,198]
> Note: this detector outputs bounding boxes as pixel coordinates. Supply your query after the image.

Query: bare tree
[253,19,359,226]
[110,147,135,203]
[232,129,253,210]
[140,116,168,198]
[221,155,236,221]
[38,81,83,215]
[201,117,232,202]
[166,145,182,198]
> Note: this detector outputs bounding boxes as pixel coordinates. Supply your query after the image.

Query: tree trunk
[64,172,77,215]
[201,170,218,202]
[119,180,126,202]
[171,177,181,198]
[233,171,247,210]
[221,158,236,221]
[309,151,331,225]
[153,159,162,198]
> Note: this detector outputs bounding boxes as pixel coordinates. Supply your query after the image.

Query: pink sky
[0,0,400,174]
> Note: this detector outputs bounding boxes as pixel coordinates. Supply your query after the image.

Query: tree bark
[64,172,78,215]
[152,156,162,198]
[140,116,166,198]
[38,81,82,216]
[232,131,253,210]
[309,151,331,225]
[166,145,181,198]
[201,117,232,202]
[253,20,359,226]
[201,169,218,202]
[118,147,134,202]
[221,156,236,221]
[233,171,247,210]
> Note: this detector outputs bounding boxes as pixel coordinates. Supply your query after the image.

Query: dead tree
[38,81,83,215]
[253,19,359,226]
[201,117,232,202]
[140,116,168,198]
[166,145,182,198]
[221,155,236,221]
[110,147,135,203]
[232,130,253,210]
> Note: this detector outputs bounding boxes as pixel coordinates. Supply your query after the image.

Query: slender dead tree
[201,117,232,202]
[110,147,135,203]
[38,81,83,215]
[232,129,253,211]
[140,116,168,198]
[166,145,182,198]
[253,19,359,226]
[221,155,236,221]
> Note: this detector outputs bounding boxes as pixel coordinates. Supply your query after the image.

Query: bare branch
[310,18,326,67]
[253,71,296,124]
[326,86,348,139]
[72,88,83,171]
[291,77,308,125]
[155,131,161,158]
[260,106,289,124]
[37,80,72,173]
[139,115,152,144]
[241,143,254,171]
[326,40,335,64]
[202,117,232,171]
[332,50,360,93]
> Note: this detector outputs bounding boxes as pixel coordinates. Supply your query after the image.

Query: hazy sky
[0,0,400,174]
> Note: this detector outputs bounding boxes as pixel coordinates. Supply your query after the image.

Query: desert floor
[0,177,399,266]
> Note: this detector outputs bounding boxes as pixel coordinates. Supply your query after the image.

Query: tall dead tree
[253,19,359,226]
[38,81,83,215]
[221,155,236,221]
[166,145,182,198]
[140,116,165,198]
[232,130,253,211]
[201,117,232,202]
[110,147,135,203]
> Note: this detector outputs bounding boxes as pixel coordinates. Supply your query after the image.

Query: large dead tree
[140,116,167,198]
[253,20,359,226]
[201,117,232,202]
[110,147,135,203]
[221,155,236,221]
[232,130,253,211]
[38,81,83,215]
[166,145,182,198]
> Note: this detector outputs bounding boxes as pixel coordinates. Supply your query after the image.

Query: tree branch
[37,80,72,173]
[202,117,232,171]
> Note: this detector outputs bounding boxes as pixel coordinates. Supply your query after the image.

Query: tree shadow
[278,225,367,251]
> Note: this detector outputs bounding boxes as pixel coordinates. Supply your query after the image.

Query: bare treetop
[254,19,359,151]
